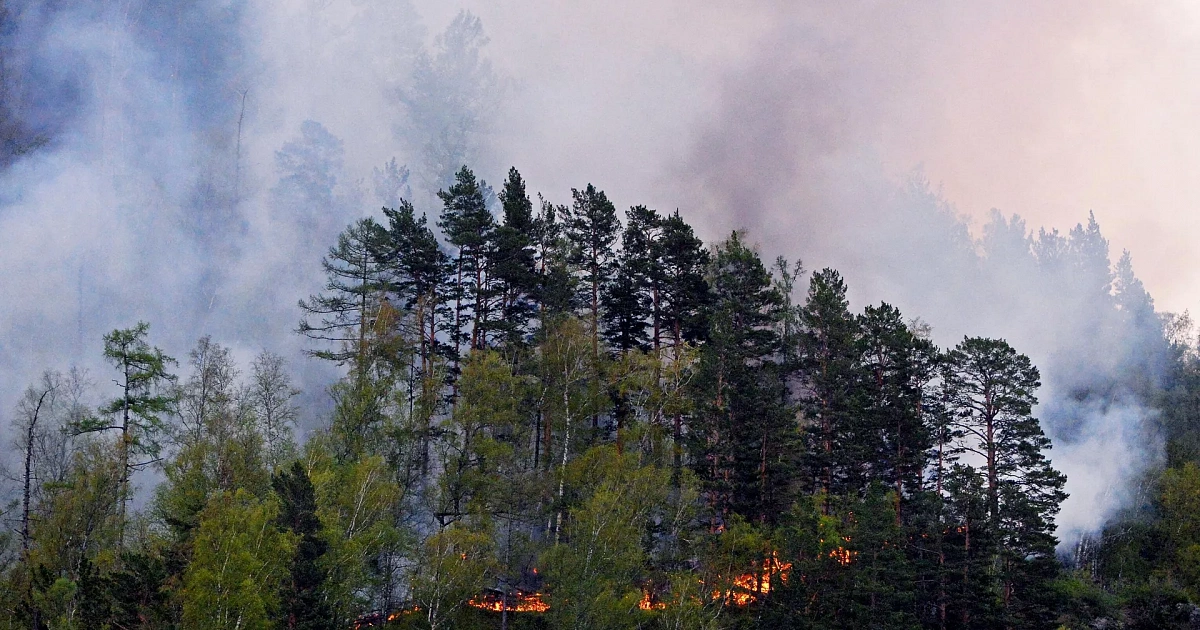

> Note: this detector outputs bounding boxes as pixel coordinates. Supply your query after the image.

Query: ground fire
[356,548,855,627]
[466,589,550,613]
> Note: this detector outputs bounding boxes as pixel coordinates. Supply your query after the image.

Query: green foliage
[690,231,794,524]
[437,349,530,524]
[92,323,177,454]
[411,525,495,630]
[307,446,402,624]
[298,217,391,372]
[180,489,296,630]
[542,447,670,630]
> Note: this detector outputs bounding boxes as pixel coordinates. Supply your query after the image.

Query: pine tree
[656,211,710,483]
[565,184,620,360]
[492,167,540,350]
[298,217,390,377]
[601,205,659,353]
[858,303,938,522]
[797,269,860,508]
[378,200,453,415]
[438,166,497,361]
[658,210,710,351]
[943,337,1067,629]
[534,198,575,320]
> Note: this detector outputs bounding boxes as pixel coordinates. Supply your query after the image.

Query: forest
[4,163,1200,630]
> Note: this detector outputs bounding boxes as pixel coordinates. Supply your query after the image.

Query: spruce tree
[689,231,793,524]
[274,462,333,630]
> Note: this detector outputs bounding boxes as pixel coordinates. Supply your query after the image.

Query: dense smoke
[0,0,1188,543]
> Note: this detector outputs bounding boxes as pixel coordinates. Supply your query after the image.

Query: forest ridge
[4,165,1199,630]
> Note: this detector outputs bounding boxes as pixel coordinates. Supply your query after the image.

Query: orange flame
[828,547,856,566]
[714,553,793,606]
[467,591,550,613]
[638,590,667,611]
[385,607,420,623]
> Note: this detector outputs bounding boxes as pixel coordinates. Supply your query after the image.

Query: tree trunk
[119,361,132,548]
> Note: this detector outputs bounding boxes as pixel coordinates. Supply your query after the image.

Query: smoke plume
[1,0,1192,542]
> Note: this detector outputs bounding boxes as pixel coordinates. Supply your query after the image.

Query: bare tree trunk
[119,362,132,548]
[21,386,53,556]
[554,389,572,545]
[234,89,248,203]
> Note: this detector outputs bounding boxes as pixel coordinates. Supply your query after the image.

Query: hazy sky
[406,0,1200,315]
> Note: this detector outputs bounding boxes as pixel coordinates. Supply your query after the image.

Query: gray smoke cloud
[0,0,1188,543]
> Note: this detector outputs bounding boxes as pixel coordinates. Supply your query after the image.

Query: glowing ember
[467,590,550,613]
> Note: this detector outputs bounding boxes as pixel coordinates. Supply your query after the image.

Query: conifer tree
[534,198,575,319]
[75,322,176,546]
[298,217,390,377]
[492,167,540,350]
[601,205,659,353]
[690,231,793,524]
[378,199,453,422]
[798,269,860,508]
[273,462,333,630]
[943,337,1067,629]
[565,184,620,359]
[658,210,710,351]
[438,166,497,358]
[858,303,937,521]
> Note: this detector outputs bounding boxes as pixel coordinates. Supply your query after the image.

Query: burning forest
[0,161,1183,628]
[3,2,1200,629]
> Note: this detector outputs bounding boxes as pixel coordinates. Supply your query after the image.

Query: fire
[354,607,419,629]
[385,607,419,623]
[819,536,856,567]
[638,591,667,611]
[715,553,793,606]
[467,590,550,613]
[828,547,855,565]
